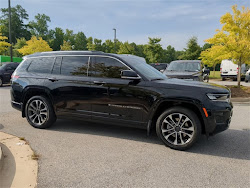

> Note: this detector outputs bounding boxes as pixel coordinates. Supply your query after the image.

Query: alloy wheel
[161,113,195,146]
[27,99,48,126]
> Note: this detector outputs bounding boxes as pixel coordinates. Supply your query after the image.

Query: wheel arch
[149,99,206,135]
[21,86,54,117]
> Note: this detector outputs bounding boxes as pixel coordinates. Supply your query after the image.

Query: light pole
[8,0,13,62]
[113,28,116,53]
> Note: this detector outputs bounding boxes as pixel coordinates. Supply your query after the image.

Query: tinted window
[120,55,166,80]
[10,63,19,69]
[91,57,129,78]
[28,57,55,74]
[15,59,32,72]
[52,57,62,75]
[61,56,89,76]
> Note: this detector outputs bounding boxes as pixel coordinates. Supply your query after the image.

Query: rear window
[28,57,55,74]
[14,59,32,72]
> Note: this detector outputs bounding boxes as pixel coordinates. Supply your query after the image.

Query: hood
[151,78,229,93]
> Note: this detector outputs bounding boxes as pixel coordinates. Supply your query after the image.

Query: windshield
[119,55,166,80]
[167,61,201,72]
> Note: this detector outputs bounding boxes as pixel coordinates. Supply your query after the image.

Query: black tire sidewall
[25,96,56,129]
[156,107,201,150]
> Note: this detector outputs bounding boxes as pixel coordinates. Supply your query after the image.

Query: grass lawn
[209,71,221,79]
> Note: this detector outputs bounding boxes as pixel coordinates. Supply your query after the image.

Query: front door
[89,56,146,125]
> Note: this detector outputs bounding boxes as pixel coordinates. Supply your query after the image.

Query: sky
[0,0,249,50]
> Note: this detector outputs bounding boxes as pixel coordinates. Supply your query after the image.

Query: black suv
[0,62,19,86]
[11,51,233,150]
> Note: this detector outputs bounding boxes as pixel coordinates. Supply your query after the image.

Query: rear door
[45,55,92,117]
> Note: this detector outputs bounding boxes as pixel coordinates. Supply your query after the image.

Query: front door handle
[93,81,106,85]
[48,78,58,82]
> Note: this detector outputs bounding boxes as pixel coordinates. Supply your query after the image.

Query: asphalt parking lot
[0,86,249,188]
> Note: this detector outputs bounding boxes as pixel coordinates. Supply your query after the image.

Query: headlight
[206,93,230,102]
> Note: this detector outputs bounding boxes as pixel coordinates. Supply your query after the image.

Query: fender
[21,86,54,117]
[146,97,209,136]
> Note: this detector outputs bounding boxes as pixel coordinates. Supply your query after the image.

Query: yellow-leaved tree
[0,33,11,54]
[202,5,250,87]
[18,36,52,55]
[200,45,230,77]
[60,41,72,51]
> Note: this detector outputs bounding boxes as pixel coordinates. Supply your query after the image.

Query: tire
[156,107,201,150]
[25,96,56,129]
[222,77,226,81]
[0,77,3,87]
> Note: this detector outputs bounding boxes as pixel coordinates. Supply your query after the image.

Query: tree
[179,36,201,60]
[0,5,31,43]
[164,45,176,63]
[49,27,64,51]
[60,40,72,51]
[118,41,136,54]
[64,29,75,46]
[102,39,114,53]
[93,38,103,51]
[200,45,229,76]
[29,13,51,39]
[87,37,94,50]
[0,33,10,54]
[13,37,27,57]
[74,32,87,50]
[205,5,250,87]
[144,37,164,63]
[18,36,52,55]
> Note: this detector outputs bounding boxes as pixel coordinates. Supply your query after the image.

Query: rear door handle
[93,81,106,85]
[48,78,58,82]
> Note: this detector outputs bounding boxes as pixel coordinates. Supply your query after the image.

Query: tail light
[11,75,19,79]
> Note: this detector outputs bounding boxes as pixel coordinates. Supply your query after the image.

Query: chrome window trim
[25,55,133,71]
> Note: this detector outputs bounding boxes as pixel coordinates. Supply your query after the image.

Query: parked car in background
[0,62,19,86]
[150,63,168,73]
[220,60,246,81]
[11,51,232,150]
[163,60,209,82]
[245,69,250,83]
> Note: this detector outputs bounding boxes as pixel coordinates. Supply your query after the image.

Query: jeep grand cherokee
[10,51,233,150]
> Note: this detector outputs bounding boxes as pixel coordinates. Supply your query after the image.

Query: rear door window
[28,57,55,74]
[61,56,89,77]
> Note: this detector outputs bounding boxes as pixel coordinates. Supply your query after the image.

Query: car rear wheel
[25,96,56,129]
[156,107,201,150]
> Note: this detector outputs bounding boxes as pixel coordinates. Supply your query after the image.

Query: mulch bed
[227,85,250,98]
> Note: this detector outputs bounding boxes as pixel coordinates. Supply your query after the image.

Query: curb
[231,98,250,103]
[0,145,3,172]
[0,132,38,188]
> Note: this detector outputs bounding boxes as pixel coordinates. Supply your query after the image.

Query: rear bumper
[11,101,22,111]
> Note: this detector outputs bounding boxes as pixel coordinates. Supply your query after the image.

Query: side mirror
[121,70,141,80]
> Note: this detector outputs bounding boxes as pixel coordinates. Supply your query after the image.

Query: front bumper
[205,102,233,136]
[206,109,233,135]
[11,101,22,111]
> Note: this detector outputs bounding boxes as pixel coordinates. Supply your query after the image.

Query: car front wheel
[25,96,56,129]
[156,107,201,150]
